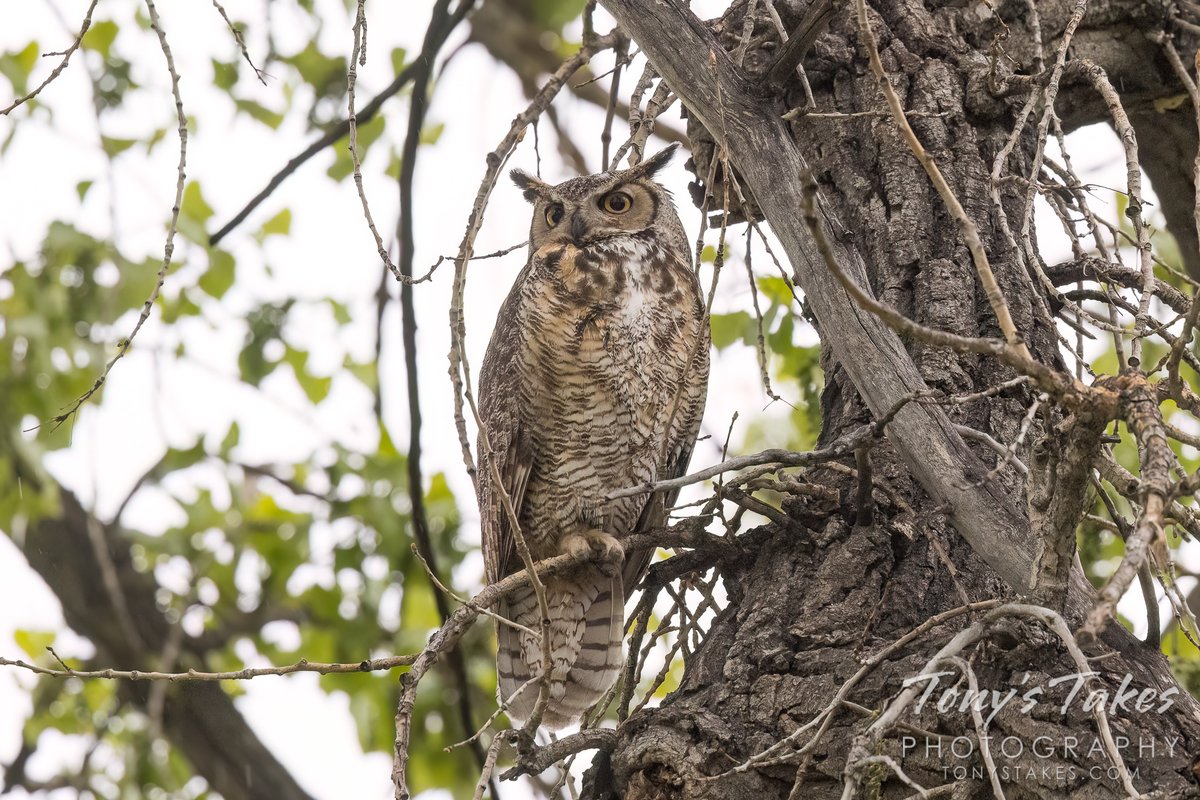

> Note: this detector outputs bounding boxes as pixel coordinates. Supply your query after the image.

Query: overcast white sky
[0,1,1185,799]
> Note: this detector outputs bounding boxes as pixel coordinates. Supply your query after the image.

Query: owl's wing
[490,426,532,583]
[477,276,533,585]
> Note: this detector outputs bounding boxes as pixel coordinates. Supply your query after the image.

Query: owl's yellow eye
[601,192,633,214]
[545,205,565,226]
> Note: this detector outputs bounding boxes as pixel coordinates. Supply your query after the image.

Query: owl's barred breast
[513,233,707,556]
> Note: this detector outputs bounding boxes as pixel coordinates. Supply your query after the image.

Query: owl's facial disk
[530,182,657,248]
[511,145,677,251]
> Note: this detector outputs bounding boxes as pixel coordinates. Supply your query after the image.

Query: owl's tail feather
[496,568,624,730]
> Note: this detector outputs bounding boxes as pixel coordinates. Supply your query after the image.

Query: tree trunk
[590,1,1200,797]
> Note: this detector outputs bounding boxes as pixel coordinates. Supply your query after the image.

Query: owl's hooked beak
[569,212,589,246]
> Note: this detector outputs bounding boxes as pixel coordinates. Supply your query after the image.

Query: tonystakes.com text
[894,669,1183,782]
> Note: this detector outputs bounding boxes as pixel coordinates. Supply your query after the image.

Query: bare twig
[209,20,474,246]
[210,0,267,85]
[0,652,416,681]
[946,656,1006,800]
[1077,59,1155,365]
[471,731,510,800]
[42,0,187,431]
[1160,38,1200,396]
[348,1,403,281]
[608,431,871,500]
[0,0,99,116]
[953,424,1029,477]
[601,36,630,167]
[767,0,835,87]
[388,1,494,787]
[413,545,536,636]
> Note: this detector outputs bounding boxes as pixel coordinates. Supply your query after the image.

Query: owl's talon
[562,529,624,574]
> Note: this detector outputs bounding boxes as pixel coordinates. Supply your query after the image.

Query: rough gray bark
[588,0,1200,798]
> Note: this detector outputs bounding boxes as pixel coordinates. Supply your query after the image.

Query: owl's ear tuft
[510,169,549,203]
[628,143,680,181]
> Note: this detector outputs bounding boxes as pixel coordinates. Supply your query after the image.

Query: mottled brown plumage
[476,146,710,729]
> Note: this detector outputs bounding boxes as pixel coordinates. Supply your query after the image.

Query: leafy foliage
[0,4,492,797]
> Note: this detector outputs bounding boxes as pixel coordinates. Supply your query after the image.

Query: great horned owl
[476,145,710,729]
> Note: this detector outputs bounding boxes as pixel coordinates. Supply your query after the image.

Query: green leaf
[159,291,202,323]
[343,356,377,392]
[178,182,214,243]
[329,300,351,325]
[239,301,292,385]
[14,630,55,660]
[181,181,214,224]
[76,180,94,200]
[0,42,40,95]
[281,40,346,99]
[420,122,445,146]
[43,220,107,275]
[101,136,137,157]
[390,47,408,74]
[219,421,240,454]
[159,440,208,476]
[198,249,235,298]
[709,311,753,350]
[399,580,440,638]
[145,127,168,152]
[212,58,238,91]
[284,345,331,404]
[93,54,137,111]
[349,678,402,753]
[757,276,794,306]
[333,542,362,573]
[700,244,729,264]
[300,373,331,405]
[234,98,283,129]
[258,208,291,238]
[82,20,119,57]
[385,148,403,180]
[530,0,587,30]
